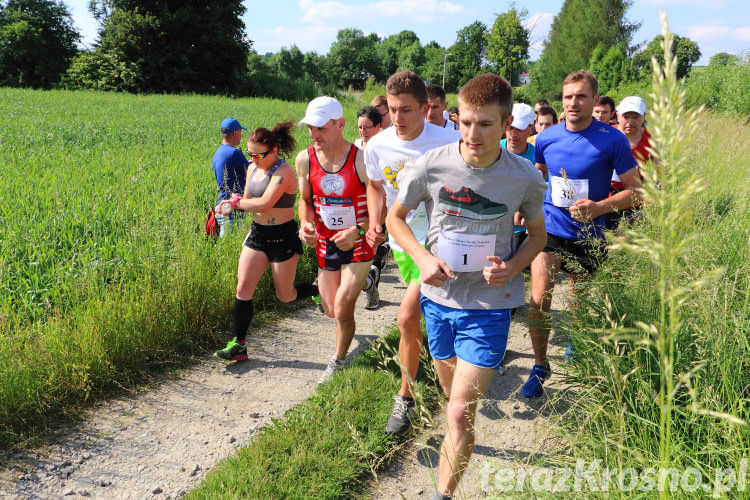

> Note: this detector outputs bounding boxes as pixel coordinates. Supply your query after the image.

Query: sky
[66,0,750,66]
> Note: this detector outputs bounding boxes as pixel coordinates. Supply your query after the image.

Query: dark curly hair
[248,120,296,157]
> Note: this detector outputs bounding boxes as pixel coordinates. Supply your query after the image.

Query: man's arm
[366,180,387,247]
[570,167,641,222]
[387,200,455,287]
[294,149,316,246]
[484,214,546,288]
[535,162,548,181]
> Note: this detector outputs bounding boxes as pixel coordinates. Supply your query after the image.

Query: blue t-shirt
[534,120,636,240]
[212,144,249,203]
[500,139,537,233]
[500,138,535,164]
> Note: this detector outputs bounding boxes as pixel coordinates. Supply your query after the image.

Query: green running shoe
[214,337,248,361]
[311,294,324,313]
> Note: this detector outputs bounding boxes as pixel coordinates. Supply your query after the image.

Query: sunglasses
[246,148,273,160]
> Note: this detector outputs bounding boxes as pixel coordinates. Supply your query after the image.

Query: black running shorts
[243,220,303,263]
[543,232,607,275]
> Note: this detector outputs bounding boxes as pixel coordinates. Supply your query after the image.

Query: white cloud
[253,25,339,54]
[688,24,750,42]
[299,0,464,25]
[688,25,732,40]
[735,26,750,41]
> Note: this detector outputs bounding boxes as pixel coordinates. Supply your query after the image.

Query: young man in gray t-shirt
[387,74,547,500]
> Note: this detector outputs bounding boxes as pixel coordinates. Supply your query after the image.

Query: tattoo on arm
[277,177,284,185]
[268,218,276,225]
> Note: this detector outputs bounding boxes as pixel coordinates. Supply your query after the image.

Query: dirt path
[369,285,569,500]
[0,264,407,499]
[0,265,570,500]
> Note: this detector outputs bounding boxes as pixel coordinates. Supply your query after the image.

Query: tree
[419,40,447,85]
[529,0,639,99]
[74,0,250,94]
[589,42,634,94]
[378,30,424,77]
[0,0,79,88]
[327,28,383,89]
[271,45,305,81]
[486,6,530,86]
[445,21,488,92]
[633,34,700,80]
[708,52,739,67]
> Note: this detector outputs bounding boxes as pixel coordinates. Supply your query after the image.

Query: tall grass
[0,88,367,450]
[543,14,749,498]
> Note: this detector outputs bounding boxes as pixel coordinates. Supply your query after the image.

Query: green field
[0,87,367,449]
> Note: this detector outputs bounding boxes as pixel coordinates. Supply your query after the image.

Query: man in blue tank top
[522,70,640,398]
[212,117,249,237]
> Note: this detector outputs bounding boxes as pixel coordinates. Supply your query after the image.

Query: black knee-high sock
[232,298,253,343]
[293,282,318,300]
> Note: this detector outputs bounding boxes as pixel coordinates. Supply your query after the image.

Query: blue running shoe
[521,362,551,398]
[565,335,575,363]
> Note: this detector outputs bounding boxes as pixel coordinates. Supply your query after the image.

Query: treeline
[3,0,746,113]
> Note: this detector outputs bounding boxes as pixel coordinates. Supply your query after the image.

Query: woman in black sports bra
[214,121,318,362]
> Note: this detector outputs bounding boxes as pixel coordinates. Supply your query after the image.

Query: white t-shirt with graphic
[365,122,461,251]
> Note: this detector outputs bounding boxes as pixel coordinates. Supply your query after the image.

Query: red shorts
[316,233,374,270]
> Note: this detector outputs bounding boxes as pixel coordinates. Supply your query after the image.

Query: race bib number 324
[436,230,497,272]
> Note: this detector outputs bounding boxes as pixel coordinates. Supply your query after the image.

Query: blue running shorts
[420,295,510,370]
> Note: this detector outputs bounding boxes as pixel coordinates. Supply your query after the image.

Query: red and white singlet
[308,144,374,266]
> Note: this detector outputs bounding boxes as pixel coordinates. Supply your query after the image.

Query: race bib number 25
[436,230,497,272]
[320,205,356,230]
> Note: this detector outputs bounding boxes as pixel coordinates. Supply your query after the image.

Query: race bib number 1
[436,230,497,272]
[320,205,356,230]
[550,176,589,208]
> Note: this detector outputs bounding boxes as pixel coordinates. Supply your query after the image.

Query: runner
[523,70,641,397]
[365,70,460,434]
[214,121,318,361]
[605,95,651,231]
[500,102,537,257]
[354,105,383,150]
[295,96,376,383]
[387,73,547,500]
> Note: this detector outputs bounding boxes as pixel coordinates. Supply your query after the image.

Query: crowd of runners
[210,68,648,500]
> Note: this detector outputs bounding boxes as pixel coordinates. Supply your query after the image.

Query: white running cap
[510,103,535,130]
[299,96,344,127]
[617,96,646,116]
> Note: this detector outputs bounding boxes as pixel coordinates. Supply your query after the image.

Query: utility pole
[442,52,452,88]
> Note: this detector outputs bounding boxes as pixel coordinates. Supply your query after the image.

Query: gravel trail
[0,264,406,499]
[1,266,569,500]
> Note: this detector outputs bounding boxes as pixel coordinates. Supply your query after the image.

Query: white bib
[550,175,589,207]
[320,205,356,230]
[436,230,497,272]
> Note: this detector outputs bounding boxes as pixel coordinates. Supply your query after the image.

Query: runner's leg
[397,281,423,399]
[316,268,340,319]
[437,359,495,496]
[528,251,561,366]
[332,260,372,360]
[269,254,299,303]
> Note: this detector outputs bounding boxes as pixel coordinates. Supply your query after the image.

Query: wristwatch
[356,225,366,237]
